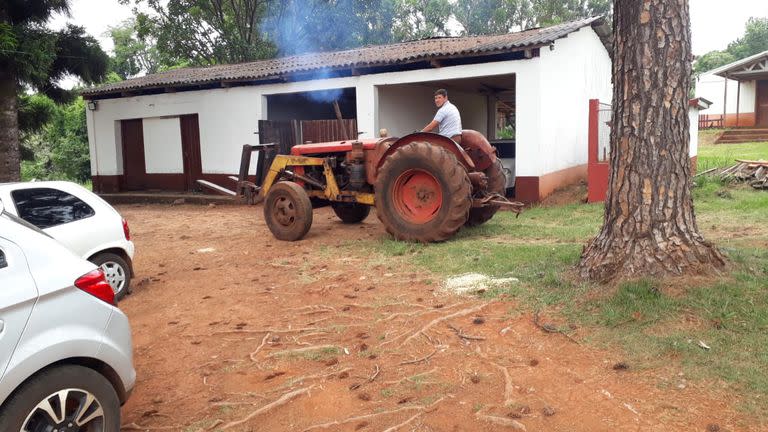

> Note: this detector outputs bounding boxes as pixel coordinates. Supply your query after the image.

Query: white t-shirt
[433,101,462,138]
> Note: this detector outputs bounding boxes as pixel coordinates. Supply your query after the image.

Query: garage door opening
[262,88,358,152]
[376,75,516,193]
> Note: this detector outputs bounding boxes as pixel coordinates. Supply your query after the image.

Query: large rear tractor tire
[332,202,371,223]
[264,181,313,241]
[466,159,506,227]
[375,142,471,242]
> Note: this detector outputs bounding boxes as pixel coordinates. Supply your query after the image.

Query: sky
[49,0,768,75]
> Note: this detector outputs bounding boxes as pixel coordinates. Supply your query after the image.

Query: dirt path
[118,204,753,432]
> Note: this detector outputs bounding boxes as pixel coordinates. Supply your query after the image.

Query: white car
[0,199,135,430]
[0,181,135,300]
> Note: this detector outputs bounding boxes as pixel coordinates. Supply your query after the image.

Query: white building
[696,50,768,129]
[83,17,612,203]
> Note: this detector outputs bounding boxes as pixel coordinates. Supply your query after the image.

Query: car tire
[91,252,131,301]
[0,365,121,432]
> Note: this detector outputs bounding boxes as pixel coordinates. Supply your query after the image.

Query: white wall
[696,73,756,116]
[689,107,699,158]
[87,25,609,179]
[142,117,183,173]
[537,26,613,175]
[377,84,487,137]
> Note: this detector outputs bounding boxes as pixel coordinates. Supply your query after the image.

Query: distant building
[696,50,768,129]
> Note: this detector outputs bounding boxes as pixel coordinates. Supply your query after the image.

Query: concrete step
[719,130,768,136]
[717,134,768,140]
[716,138,768,144]
[99,192,236,205]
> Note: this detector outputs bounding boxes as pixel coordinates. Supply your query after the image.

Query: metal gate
[258,119,358,154]
[587,99,612,203]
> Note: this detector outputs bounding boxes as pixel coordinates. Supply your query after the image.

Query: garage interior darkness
[376,74,516,191]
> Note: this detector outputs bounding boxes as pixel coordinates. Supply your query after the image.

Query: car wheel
[91,253,131,301]
[0,365,121,432]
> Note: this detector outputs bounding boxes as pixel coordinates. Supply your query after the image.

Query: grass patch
[273,346,341,362]
[357,142,768,418]
[697,141,768,171]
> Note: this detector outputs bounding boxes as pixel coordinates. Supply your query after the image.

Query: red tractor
[257,130,522,242]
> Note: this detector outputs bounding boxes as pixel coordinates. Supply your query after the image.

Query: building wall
[537,26,612,177]
[377,84,487,138]
[88,57,544,178]
[87,26,610,197]
[688,107,699,159]
[696,73,757,125]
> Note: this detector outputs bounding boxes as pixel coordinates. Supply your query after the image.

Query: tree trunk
[0,67,20,183]
[579,0,725,282]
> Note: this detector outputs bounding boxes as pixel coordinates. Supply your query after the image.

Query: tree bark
[579,0,725,282]
[0,67,20,183]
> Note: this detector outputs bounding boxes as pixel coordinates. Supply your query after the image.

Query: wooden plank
[196,179,237,196]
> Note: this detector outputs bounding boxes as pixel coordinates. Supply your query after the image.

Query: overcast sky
[50,0,768,63]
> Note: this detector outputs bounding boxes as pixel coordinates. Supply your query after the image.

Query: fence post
[588,99,599,165]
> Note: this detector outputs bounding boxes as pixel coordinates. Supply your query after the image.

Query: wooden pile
[716,159,768,189]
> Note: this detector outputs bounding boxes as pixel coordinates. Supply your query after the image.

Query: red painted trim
[587,156,698,204]
[587,162,609,203]
[514,177,540,204]
[92,173,242,193]
[588,99,599,165]
[291,140,379,155]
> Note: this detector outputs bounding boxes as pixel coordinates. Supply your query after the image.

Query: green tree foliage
[0,0,108,181]
[454,0,610,36]
[120,0,277,65]
[21,96,91,183]
[694,17,768,75]
[727,17,768,60]
[392,0,453,41]
[107,18,162,78]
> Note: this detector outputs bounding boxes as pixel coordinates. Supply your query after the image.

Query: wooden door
[757,80,768,127]
[258,120,299,154]
[121,119,146,191]
[180,114,202,191]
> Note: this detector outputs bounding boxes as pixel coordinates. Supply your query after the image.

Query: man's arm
[422,120,439,132]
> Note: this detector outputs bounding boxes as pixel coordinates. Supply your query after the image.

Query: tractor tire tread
[375,141,471,242]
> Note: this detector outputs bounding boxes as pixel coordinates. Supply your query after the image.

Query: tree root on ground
[381,411,424,432]
[383,367,439,385]
[447,324,486,341]
[121,423,183,430]
[399,347,442,365]
[249,332,271,361]
[476,410,527,431]
[532,311,579,344]
[302,397,446,431]
[267,344,339,358]
[399,303,490,347]
[220,386,315,430]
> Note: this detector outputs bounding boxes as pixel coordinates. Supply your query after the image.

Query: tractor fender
[460,129,497,171]
[374,132,476,178]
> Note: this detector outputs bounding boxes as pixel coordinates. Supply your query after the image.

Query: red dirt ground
[118,204,758,432]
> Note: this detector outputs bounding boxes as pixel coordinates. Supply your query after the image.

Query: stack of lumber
[716,160,768,189]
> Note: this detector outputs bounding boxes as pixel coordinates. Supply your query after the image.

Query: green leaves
[694,17,768,75]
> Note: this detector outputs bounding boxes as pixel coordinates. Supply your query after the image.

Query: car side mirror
[0,199,4,214]
[0,250,6,269]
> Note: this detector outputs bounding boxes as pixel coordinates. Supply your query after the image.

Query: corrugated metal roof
[83,17,604,97]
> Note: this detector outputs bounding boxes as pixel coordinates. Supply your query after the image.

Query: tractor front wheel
[375,142,471,242]
[264,181,313,241]
[332,202,371,223]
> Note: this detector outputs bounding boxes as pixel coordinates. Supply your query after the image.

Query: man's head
[434,89,448,107]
